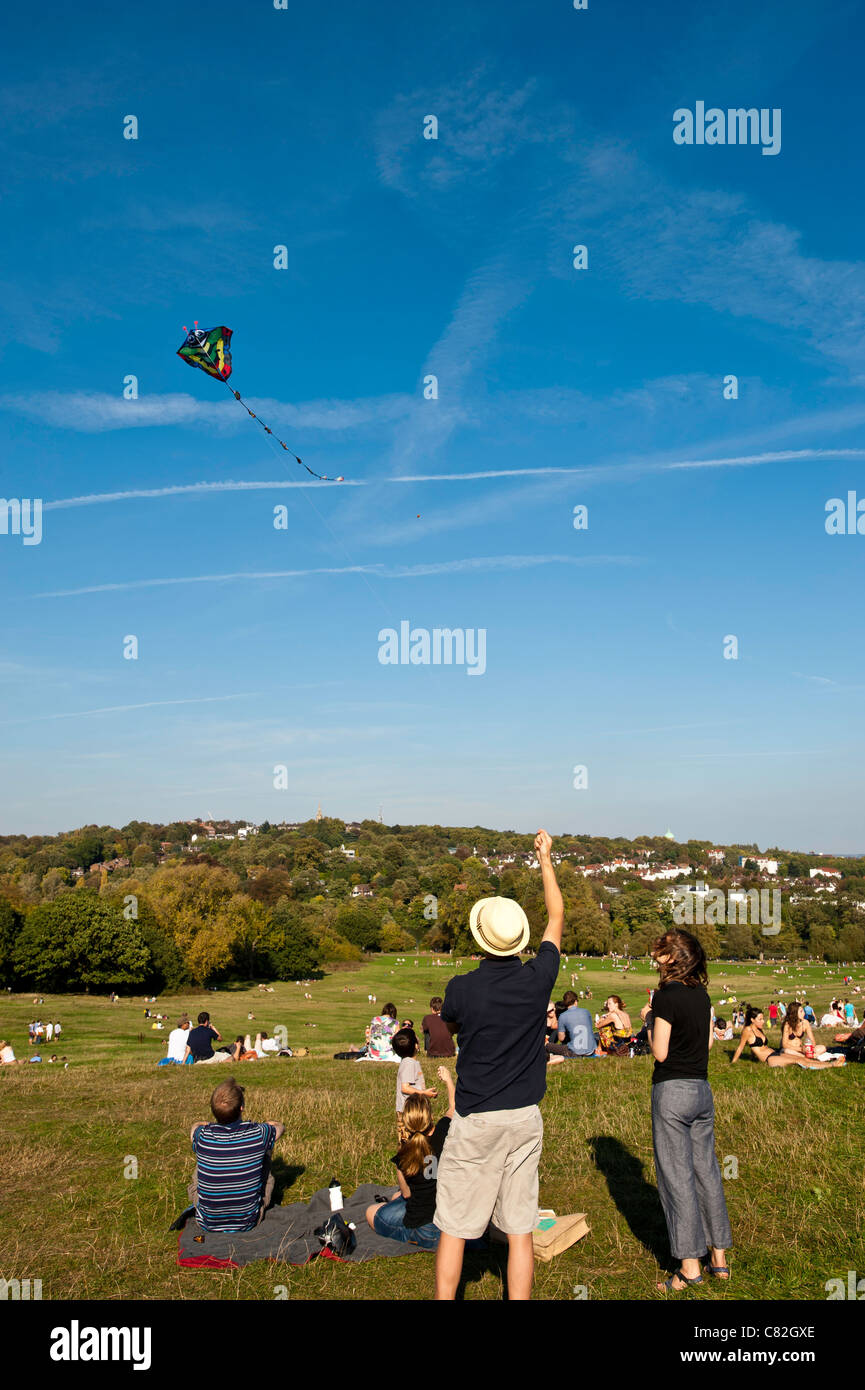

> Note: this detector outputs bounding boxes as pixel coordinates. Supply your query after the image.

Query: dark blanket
[177,1184,427,1269]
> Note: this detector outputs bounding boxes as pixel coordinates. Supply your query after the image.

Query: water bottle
[328,1178,343,1212]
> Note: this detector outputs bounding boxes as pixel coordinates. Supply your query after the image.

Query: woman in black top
[642,929,732,1292]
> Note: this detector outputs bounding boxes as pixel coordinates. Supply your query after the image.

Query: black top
[187,1024,218,1061]
[440,941,560,1115]
[748,1030,769,1051]
[392,1117,451,1228]
[650,981,711,1085]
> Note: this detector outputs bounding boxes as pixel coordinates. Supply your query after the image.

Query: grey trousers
[651,1079,732,1261]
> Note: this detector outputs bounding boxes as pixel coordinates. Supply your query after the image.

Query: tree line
[0,817,862,991]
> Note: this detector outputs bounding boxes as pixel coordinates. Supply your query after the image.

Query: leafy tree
[807,922,836,959]
[723,922,758,958]
[259,900,320,978]
[13,894,150,991]
[838,923,865,961]
[0,898,23,986]
[244,867,294,906]
[335,901,383,952]
[144,863,243,985]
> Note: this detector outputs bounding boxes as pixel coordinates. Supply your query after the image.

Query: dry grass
[1,955,863,1300]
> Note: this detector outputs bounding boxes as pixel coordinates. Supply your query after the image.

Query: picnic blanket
[177,1184,428,1269]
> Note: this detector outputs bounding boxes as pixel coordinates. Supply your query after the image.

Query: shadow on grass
[456,1237,511,1300]
[587,1134,670,1269]
[271,1158,305,1204]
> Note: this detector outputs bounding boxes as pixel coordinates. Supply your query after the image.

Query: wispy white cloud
[43,446,865,515]
[374,71,569,195]
[35,553,639,599]
[1,390,411,434]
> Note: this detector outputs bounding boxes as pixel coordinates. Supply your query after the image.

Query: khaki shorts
[433,1104,543,1239]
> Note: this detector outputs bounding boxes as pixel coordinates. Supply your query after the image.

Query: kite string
[192,332,397,622]
[196,336,337,482]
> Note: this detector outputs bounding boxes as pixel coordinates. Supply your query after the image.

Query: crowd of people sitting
[168,830,864,1302]
[1,1038,66,1065]
[156,1012,294,1066]
[332,996,457,1062]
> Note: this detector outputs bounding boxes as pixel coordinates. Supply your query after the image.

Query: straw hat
[469,896,530,957]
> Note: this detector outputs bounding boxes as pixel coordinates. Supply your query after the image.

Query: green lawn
[1,954,862,1301]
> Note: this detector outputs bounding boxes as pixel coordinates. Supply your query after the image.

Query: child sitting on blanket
[393,1028,438,1142]
[365,1066,455,1251]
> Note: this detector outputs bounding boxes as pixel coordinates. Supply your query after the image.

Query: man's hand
[537,828,564,949]
[640,1003,652,1022]
[424,1087,439,1098]
[437,1065,455,1088]
[535,829,553,861]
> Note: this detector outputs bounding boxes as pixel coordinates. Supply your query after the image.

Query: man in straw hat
[433,828,564,1299]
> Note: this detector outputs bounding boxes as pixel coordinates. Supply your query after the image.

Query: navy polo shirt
[440,941,560,1116]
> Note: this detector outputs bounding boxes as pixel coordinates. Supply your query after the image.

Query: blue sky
[2,0,865,850]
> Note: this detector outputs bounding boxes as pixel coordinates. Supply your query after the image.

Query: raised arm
[437,1066,456,1118]
[536,829,564,950]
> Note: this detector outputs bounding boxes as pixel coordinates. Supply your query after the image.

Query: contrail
[0,692,260,725]
[43,448,865,511]
[35,553,639,598]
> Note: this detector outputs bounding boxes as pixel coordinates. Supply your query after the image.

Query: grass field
[1,954,863,1301]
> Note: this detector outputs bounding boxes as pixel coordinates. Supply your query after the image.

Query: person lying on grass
[730,1008,844,1069]
[188,1077,284,1233]
[834,1018,865,1045]
[365,1066,455,1251]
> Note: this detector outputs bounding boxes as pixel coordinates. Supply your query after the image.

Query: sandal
[706,1265,730,1279]
[658,1270,703,1291]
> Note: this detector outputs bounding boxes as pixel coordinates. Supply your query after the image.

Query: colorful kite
[177,325,233,381]
[177,323,344,482]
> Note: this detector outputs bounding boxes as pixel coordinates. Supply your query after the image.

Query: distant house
[344,822,362,834]
[340,845,356,860]
[641,865,692,882]
[810,867,842,879]
[237,825,258,840]
[352,883,373,898]
[708,849,725,862]
[739,855,779,875]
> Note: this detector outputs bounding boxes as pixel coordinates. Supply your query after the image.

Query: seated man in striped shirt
[188,1078,284,1232]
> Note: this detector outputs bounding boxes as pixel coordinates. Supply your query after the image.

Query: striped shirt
[192,1121,276,1232]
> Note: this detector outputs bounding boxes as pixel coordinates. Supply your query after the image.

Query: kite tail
[226,387,337,481]
[194,336,342,482]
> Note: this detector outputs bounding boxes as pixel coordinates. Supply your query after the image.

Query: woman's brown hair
[607,995,625,1011]
[784,1001,803,1031]
[396,1094,434,1177]
[651,929,708,988]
